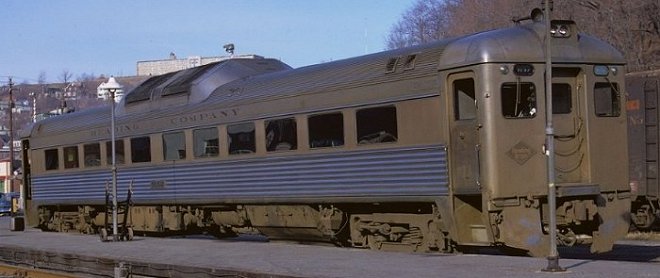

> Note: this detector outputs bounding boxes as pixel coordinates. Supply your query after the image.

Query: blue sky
[0,0,415,84]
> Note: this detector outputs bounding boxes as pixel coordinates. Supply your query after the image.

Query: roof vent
[402,54,417,71]
[386,57,400,73]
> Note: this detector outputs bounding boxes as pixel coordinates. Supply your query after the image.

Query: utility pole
[7,77,15,192]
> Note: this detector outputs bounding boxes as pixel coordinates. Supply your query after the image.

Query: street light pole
[541,0,564,272]
[101,76,123,242]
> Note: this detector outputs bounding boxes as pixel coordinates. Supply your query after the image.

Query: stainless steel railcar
[20,14,630,256]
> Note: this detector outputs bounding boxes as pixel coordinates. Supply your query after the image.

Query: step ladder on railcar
[100,180,134,242]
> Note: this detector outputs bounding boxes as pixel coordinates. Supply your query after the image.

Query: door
[551,68,587,183]
[448,73,481,194]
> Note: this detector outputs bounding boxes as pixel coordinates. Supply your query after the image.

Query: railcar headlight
[551,23,571,38]
[610,67,618,76]
[499,65,509,75]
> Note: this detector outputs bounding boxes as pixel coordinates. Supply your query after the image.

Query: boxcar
[627,69,660,230]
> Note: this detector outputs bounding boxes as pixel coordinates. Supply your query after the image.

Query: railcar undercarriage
[37,202,455,253]
[35,193,629,257]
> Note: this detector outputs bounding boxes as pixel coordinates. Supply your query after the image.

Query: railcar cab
[442,16,630,255]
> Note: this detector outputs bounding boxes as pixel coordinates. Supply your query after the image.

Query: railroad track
[0,263,77,278]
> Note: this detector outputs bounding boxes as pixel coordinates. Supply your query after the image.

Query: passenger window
[45,149,59,170]
[163,131,186,160]
[502,82,537,118]
[594,82,620,117]
[266,118,297,152]
[552,83,572,114]
[130,137,151,163]
[193,127,219,158]
[454,78,476,120]
[105,140,125,165]
[63,146,79,169]
[357,106,398,144]
[84,143,101,167]
[309,113,344,148]
[228,123,256,155]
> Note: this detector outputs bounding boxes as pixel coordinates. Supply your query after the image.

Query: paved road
[1,216,658,278]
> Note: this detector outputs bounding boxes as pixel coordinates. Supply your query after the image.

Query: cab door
[551,68,586,183]
[448,73,481,194]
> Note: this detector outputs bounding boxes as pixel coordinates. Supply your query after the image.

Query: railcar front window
[453,78,476,120]
[84,143,101,167]
[553,83,572,114]
[131,137,151,163]
[228,123,256,155]
[594,82,621,117]
[45,149,59,170]
[193,127,219,158]
[105,140,125,165]
[309,113,344,148]
[266,118,297,152]
[502,82,537,118]
[357,106,397,144]
[163,132,186,160]
[63,146,79,169]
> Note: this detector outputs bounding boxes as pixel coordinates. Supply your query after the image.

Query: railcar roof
[203,19,624,109]
[23,19,625,142]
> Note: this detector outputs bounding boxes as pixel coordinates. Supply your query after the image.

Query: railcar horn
[512,8,544,24]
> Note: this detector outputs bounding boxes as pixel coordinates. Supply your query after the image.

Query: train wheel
[367,235,384,250]
[632,205,656,231]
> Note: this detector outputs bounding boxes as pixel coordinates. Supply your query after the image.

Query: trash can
[10,216,24,231]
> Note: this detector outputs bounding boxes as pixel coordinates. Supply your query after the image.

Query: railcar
[20,12,630,256]
[627,69,660,230]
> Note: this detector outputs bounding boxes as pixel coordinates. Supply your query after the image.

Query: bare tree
[388,0,660,71]
[77,72,97,82]
[37,71,47,85]
[386,0,459,49]
[59,69,73,84]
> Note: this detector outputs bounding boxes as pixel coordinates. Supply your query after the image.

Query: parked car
[0,193,19,216]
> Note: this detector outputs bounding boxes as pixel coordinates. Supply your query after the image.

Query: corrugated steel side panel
[31,145,448,205]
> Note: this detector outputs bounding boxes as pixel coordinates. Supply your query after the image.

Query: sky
[0,0,416,84]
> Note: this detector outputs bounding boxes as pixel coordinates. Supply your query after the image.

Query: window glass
[84,143,101,167]
[63,146,79,169]
[357,106,398,144]
[552,83,572,114]
[309,113,344,148]
[594,82,620,117]
[131,137,151,163]
[163,132,186,160]
[194,127,219,158]
[45,149,59,170]
[266,118,297,152]
[502,82,537,118]
[454,78,476,120]
[228,123,255,155]
[105,140,125,165]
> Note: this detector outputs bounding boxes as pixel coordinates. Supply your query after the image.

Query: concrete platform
[1,216,658,277]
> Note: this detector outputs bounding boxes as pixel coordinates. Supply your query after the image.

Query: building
[0,160,16,194]
[136,52,263,76]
